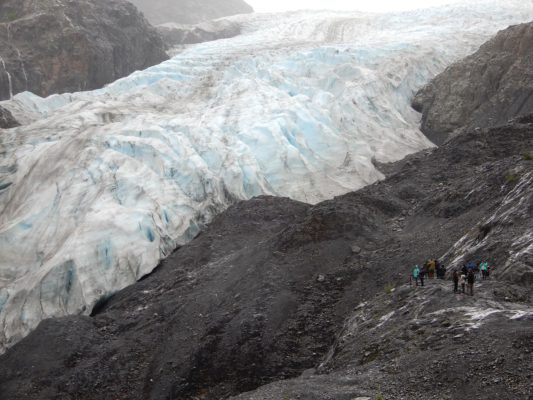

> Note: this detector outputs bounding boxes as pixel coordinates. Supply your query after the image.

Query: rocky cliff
[413,21,533,145]
[128,0,253,25]
[0,0,168,100]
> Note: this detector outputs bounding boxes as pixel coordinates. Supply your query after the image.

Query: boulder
[0,105,18,128]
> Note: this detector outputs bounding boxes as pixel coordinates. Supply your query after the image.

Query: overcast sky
[246,0,463,13]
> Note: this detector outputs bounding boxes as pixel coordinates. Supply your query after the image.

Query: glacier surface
[1,1,533,351]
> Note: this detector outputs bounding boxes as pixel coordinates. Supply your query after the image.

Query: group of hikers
[411,259,446,286]
[411,259,493,296]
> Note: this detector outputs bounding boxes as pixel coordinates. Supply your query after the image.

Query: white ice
[374,311,395,329]
[426,306,533,330]
[1,1,533,351]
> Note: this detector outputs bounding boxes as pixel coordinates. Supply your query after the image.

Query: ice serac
[1,1,533,351]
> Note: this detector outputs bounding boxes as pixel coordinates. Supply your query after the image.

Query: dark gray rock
[231,280,533,400]
[128,0,253,25]
[413,22,533,145]
[0,0,168,100]
[351,244,362,254]
[0,105,18,128]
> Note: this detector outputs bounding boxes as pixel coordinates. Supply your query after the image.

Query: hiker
[438,263,446,279]
[453,270,459,293]
[466,261,475,271]
[419,265,426,287]
[475,262,481,280]
[466,261,477,281]
[480,262,488,280]
[428,259,436,279]
[461,264,468,277]
[467,269,475,296]
[412,265,421,286]
[460,273,467,294]
[435,259,442,278]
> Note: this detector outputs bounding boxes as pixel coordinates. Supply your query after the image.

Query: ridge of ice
[1,1,533,351]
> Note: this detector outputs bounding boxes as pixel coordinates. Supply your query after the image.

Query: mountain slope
[413,21,533,145]
[1,2,533,353]
[0,112,531,400]
[127,0,253,25]
[0,0,168,100]
[230,278,532,400]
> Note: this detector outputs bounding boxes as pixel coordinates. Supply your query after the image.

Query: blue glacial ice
[1,0,533,351]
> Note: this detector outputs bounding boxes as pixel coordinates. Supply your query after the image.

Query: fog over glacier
[1,0,533,351]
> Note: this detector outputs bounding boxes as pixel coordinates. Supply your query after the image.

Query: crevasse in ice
[1,1,533,351]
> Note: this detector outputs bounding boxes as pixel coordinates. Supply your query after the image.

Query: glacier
[1,0,533,352]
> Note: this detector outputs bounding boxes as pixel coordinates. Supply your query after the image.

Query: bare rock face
[0,0,169,100]
[412,21,533,145]
[128,0,253,25]
[0,105,18,128]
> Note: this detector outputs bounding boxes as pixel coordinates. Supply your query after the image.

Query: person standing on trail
[438,263,446,279]
[428,259,436,279]
[460,273,467,294]
[412,265,421,286]
[453,270,459,293]
[475,262,481,281]
[467,269,475,296]
[419,265,426,287]
[467,261,476,273]
[480,262,488,280]
[461,264,468,277]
